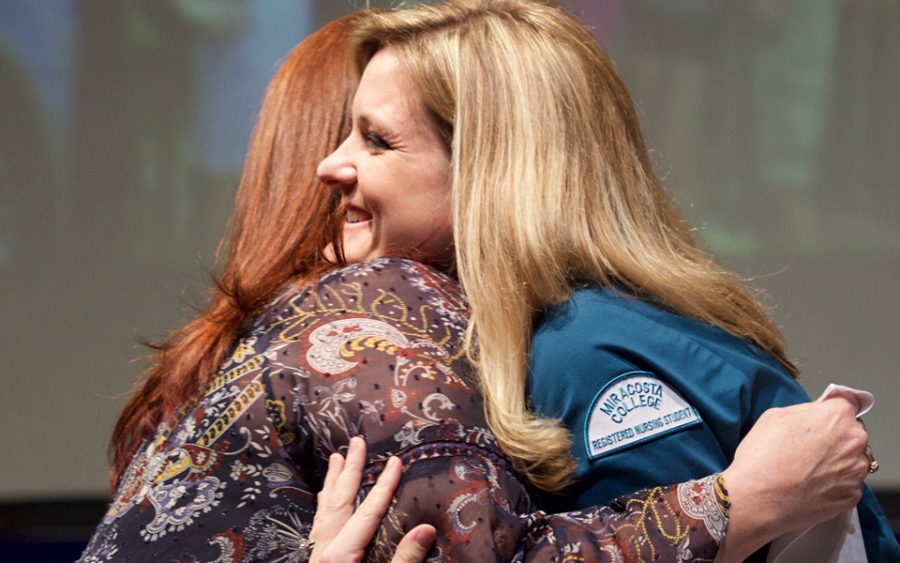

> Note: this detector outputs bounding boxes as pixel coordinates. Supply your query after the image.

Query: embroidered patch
[584,371,701,459]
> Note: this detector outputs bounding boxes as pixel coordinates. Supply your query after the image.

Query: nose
[317,141,357,190]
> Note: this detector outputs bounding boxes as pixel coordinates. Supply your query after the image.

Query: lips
[346,205,372,224]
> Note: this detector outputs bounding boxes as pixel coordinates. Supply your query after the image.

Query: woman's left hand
[309,436,436,562]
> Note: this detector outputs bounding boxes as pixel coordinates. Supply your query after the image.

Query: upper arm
[529,289,806,505]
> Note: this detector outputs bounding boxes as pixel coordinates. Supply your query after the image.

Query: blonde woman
[318,0,897,559]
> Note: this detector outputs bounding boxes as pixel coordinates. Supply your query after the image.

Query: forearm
[369,448,727,562]
[525,474,728,562]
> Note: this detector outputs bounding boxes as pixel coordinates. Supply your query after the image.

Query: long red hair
[109,15,358,489]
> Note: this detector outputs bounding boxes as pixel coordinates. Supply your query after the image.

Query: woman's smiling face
[317,47,453,264]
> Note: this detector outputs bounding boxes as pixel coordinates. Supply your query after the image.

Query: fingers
[310,450,409,563]
[823,389,863,416]
[853,442,873,482]
[816,399,868,449]
[312,437,368,549]
[330,437,367,508]
[311,453,344,542]
[320,451,345,498]
[820,394,861,418]
[391,524,436,563]
[329,456,404,551]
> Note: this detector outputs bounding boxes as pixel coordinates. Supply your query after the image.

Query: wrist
[714,472,731,518]
[714,467,777,562]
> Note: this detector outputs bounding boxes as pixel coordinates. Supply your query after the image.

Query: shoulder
[229,259,470,399]
[315,258,463,305]
[247,258,472,388]
[537,285,733,340]
[538,285,767,355]
[254,258,465,333]
[532,285,691,356]
[531,285,795,390]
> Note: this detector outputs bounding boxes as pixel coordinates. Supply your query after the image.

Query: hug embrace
[80,1,898,561]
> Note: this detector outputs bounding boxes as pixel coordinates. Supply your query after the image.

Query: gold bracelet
[714,473,732,517]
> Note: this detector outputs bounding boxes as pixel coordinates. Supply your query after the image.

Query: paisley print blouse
[79,259,729,562]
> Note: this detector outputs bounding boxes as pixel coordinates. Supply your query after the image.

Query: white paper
[818,383,874,418]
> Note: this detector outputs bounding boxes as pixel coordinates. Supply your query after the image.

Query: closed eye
[364,131,391,151]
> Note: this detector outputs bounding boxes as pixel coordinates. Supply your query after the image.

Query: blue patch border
[583,370,703,460]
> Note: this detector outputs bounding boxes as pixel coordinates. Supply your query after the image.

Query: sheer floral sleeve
[79,258,727,562]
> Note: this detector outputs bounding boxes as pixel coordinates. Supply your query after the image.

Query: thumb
[390,524,436,563]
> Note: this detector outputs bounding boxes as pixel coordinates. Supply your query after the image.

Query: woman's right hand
[310,436,436,563]
[717,397,870,562]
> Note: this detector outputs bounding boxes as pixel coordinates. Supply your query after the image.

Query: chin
[342,247,380,264]
[339,236,375,263]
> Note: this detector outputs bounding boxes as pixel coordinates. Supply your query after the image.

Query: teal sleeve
[529,288,808,507]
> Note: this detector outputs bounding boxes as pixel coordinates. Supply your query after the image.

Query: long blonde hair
[354,0,796,492]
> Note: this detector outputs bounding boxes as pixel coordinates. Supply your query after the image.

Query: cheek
[386,190,450,245]
[418,183,454,244]
[425,169,452,231]
[370,157,452,249]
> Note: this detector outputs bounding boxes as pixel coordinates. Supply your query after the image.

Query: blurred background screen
[1,0,898,553]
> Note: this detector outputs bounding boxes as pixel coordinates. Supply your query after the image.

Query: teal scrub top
[528,285,899,561]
